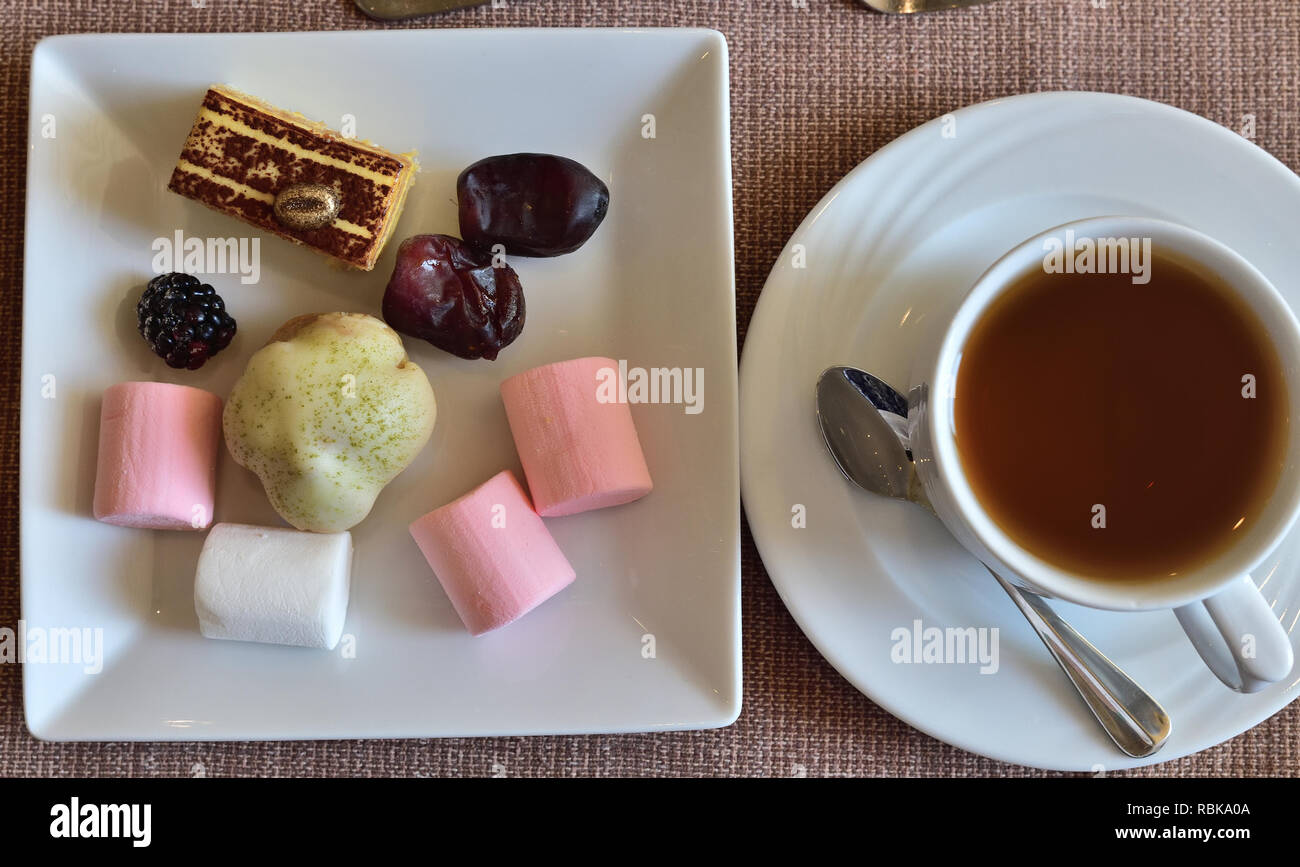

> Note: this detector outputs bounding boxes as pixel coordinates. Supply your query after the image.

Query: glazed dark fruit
[382,234,525,361]
[136,273,237,370]
[457,153,610,257]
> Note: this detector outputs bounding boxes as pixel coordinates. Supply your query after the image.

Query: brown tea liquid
[953,251,1288,581]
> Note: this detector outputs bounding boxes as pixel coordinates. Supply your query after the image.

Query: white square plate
[22,29,739,740]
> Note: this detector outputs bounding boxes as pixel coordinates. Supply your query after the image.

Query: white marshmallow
[194,523,352,650]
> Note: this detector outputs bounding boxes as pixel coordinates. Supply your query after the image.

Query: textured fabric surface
[3,0,1298,777]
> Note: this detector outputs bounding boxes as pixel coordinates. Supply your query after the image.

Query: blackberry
[137,273,237,370]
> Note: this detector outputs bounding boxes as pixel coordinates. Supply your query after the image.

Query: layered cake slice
[167,85,416,271]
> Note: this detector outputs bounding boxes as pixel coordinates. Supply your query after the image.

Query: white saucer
[740,92,1300,771]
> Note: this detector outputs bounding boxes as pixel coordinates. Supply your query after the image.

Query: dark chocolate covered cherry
[457,153,610,257]
[382,234,525,361]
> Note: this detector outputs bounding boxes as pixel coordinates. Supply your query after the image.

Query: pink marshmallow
[500,356,652,517]
[410,470,575,636]
[92,381,223,530]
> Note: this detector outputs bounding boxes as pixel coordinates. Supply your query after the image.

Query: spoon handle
[988,568,1171,758]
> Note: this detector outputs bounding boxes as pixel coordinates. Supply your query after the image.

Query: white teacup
[908,216,1300,693]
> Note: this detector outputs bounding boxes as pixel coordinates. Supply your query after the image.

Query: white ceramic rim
[926,215,1300,611]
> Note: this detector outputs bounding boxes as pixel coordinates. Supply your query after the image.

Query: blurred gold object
[355,0,489,19]
[860,0,1000,11]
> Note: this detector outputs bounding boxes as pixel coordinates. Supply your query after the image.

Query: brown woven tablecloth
[3,0,1298,777]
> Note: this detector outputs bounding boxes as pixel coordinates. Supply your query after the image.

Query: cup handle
[1173,574,1294,694]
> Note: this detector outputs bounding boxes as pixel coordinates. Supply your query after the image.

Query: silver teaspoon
[816,365,1170,758]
